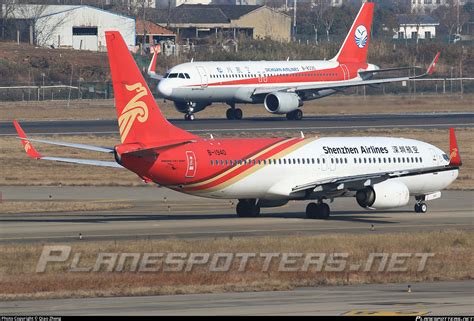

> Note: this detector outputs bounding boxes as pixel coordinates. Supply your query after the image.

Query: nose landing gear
[414,202,427,213]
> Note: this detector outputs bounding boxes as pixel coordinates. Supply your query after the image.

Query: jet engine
[264,92,302,114]
[356,180,410,209]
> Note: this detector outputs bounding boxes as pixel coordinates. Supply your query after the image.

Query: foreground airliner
[148,2,440,121]
[14,31,461,218]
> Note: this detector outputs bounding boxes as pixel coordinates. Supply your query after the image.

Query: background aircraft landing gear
[306,201,330,219]
[226,104,243,120]
[184,113,195,121]
[414,202,427,213]
[286,109,303,120]
[236,199,260,217]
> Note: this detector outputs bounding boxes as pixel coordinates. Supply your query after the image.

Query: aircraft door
[185,151,197,178]
[320,154,327,171]
[196,66,208,89]
[429,148,440,166]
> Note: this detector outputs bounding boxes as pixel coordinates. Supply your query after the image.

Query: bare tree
[319,0,335,42]
[433,0,469,42]
[10,4,70,47]
[1,0,17,40]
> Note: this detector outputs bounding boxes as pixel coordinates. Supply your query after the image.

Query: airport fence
[0,78,471,102]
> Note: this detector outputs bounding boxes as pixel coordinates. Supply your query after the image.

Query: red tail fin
[105,31,196,145]
[332,2,374,64]
[449,128,462,166]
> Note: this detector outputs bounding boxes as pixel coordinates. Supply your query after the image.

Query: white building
[4,5,135,51]
[393,14,439,40]
[411,0,470,13]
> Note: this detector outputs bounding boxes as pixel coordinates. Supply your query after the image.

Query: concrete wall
[232,7,291,42]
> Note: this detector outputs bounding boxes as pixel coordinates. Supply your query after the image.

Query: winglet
[13,120,42,159]
[147,44,163,80]
[427,52,440,75]
[449,128,462,166]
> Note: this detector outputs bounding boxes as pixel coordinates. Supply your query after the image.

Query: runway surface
[1,112,473,136]
[2,280,473,315]
[1,186,472,244]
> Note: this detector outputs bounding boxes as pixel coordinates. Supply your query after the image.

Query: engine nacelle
[356,180,410,210]
[264,92,302,114]
[174,101,209,113]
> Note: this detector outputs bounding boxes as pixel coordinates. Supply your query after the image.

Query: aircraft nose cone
[157,80,172,98]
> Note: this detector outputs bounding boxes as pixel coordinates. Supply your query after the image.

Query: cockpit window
[184,73,190,79]
[178,73,185,79]
[442,153,450,162]
[164,73,169,78]
[168,73,178,78]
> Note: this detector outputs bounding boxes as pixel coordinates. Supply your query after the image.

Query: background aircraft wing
[253,52,440,97]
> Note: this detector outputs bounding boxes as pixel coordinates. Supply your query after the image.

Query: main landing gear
[236,199,260,217]
[286,109,303,120]
[306,201,330,219]
[414,202,427,213]
[226,103,243,120]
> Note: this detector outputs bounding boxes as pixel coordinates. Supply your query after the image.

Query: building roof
[152,4,264,25]
[397,14,439,25]
[136,20,175,36]
[4,4,133,20]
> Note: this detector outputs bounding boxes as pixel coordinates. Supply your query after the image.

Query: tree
[432,0,469,42]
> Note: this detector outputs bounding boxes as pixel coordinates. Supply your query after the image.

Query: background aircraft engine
[264,92,302,114]
[173,101,209,113]
[356,180,410,209]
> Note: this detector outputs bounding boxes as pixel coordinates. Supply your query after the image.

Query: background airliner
[148,2,439,121]
[15,31,461,219]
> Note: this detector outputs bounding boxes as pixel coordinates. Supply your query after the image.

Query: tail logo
[118,83,149,142]
[24,141,31,152]
[354,25,368,48]
[450,148,458,160]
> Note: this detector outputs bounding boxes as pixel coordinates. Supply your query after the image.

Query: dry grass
[0,201,131,214]
[1,94,473,121]
[0,128,472,189]
[0,230,472,300]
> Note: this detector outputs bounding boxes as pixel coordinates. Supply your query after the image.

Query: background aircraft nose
[157,80,172,98]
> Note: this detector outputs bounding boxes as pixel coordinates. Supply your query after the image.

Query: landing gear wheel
[184,113,195,121]
[305,202,319,219]
[286,109,303,120]
[306,202,330,219]
[226,108,235,120]
[236,199,260,217]
[234,108,243,120]
[293,109,303,120]
[415,202,427,213]
[320,203,330,219]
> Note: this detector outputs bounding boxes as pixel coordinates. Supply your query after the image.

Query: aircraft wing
[13,120,122,168]
[291,165,453,194]
[253,52,440,96]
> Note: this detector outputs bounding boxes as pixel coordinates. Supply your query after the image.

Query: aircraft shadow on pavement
[0,209,409,224]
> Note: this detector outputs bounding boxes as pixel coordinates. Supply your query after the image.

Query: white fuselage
[182,136,457,201]
[157,60,378,104]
